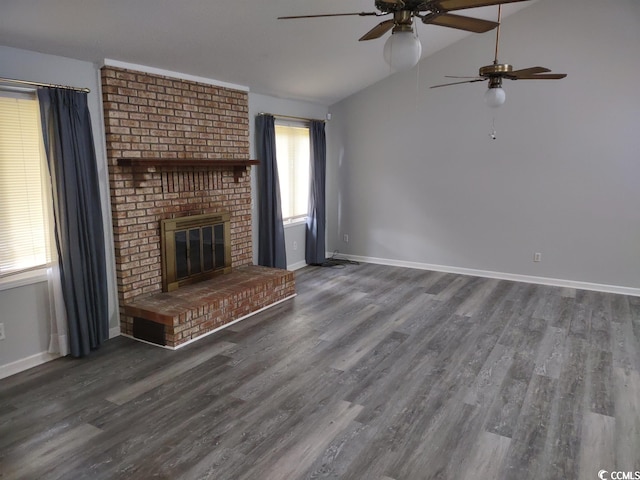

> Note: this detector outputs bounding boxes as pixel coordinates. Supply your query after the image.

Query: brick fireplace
[101,66,295,348]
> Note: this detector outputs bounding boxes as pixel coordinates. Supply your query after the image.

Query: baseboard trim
[109,326,121,339]
[123,293,298,351]
[0,351,61,380]
[287,260,308,271]
[330,253,640,297]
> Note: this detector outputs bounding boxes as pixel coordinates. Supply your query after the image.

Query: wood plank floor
[1,263,639,479]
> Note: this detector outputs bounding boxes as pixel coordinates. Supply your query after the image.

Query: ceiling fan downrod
[493,4,502,65]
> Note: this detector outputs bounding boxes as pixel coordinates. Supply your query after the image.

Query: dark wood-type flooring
[1,263,639,479]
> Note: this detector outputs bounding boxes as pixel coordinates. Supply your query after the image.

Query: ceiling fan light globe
[383,31,422,71]
[484,86,506,107]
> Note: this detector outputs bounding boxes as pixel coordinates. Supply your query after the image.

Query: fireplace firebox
[161,212,232,292]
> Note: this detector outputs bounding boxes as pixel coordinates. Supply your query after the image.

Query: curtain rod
[258,112,325,123]
[0,77,90,93]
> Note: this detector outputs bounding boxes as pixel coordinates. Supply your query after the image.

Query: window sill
[0,268,48,292]
[283,217,307,229]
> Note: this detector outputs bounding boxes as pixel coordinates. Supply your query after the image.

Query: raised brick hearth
[124,265,295,348]
[101,66,295,347]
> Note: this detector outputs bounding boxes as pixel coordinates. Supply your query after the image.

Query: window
[275,123,310,222]
[0,91,52,277]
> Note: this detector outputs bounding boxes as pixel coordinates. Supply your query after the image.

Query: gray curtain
[256,114,287,269]
[38,88,109,358]
[306,120,326,265]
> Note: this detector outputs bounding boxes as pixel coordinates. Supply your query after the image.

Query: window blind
[275,124,310,221]
[0,92,51,276]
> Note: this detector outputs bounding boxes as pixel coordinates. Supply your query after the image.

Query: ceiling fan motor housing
[479,63,512,76]
[480,64,511,88]
[375,0,430,14]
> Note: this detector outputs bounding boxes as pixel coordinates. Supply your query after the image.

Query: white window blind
[275,124,310,222]
[0,92,51,277]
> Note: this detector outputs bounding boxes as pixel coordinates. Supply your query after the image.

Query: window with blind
[0,91,51,277]
[275,123,310,222]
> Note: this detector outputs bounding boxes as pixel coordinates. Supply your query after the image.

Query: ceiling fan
[431,4,567,106]
[278,0,531,70]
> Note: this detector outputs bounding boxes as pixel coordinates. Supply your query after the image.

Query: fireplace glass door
[161,212,231,291]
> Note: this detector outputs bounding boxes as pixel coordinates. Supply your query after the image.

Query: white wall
[326,0,640,292]
[0,281,52,376]
[0,46,119,373]
[248,93,329,270]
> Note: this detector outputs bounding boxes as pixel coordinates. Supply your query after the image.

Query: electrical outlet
[293,241,298,250]
[533,252,542,263]
[0,323,5,341]
[343,234,349,243]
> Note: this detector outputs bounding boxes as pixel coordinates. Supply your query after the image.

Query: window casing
[0,91,52,278]
[275,123,310,223]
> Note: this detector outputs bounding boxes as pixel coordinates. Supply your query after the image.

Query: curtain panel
[38,88,109,357]
[306,120,327,265]
[256,114,287,269]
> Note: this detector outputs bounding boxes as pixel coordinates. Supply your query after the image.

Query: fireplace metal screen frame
[161,212,232,292]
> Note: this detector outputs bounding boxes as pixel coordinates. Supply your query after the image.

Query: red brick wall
[101,66,253,335]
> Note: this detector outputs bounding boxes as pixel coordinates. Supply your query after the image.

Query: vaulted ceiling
[0,0,535,105]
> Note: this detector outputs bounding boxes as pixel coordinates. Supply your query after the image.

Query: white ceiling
[0,0,536,105]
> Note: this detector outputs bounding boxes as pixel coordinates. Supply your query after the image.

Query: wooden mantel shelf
[117,158,259,183]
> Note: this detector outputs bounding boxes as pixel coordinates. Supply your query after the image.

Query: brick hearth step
[122,265,295,348]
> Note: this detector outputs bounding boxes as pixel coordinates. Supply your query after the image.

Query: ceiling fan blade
[430,78,484,88]
[508,66,551,77]
[445,75,480,78]
[425,13,498,33]
[511,73,568,80]
[434,0,528,12]
[278,12,379,20]
[359,19,395,41]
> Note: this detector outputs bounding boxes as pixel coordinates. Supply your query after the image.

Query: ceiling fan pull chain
[489,116,497,140]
